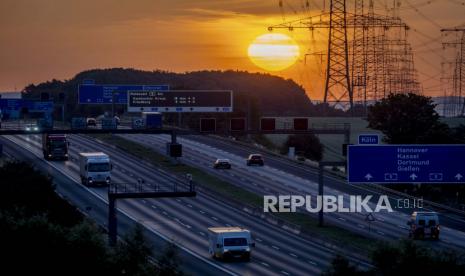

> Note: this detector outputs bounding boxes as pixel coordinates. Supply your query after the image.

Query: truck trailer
[42,134,69,160]
[78,152,112,186]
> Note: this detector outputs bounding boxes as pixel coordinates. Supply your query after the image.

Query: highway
[0,133,372,276]
[121,133,465,251]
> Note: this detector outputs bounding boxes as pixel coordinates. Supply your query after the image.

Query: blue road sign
[348,145,465,183]
[358,134,379,145]
[0,100,53,112]
[82,79,95,85]
[0,99,22,110]
[24,101,54,113]
[78,84,169,104]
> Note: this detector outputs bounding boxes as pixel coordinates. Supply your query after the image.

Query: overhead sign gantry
[78,84,170,104]
[127,90,233,112]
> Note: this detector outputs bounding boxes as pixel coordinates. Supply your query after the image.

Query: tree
[113,224,156,276]
[283,134,324,161]
[451,124,465,143]
[371,240,465,275]
[0,162,176,276]
[156,242,184,276]
[324,241,465,275]
[367,93,451,144]
[0,161,82,226]
[66,220,111,274]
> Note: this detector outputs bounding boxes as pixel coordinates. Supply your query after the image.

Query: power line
[404,0,444,29]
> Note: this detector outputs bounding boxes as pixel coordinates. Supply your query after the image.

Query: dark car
[246,154,264,166]
[213,159,232,169]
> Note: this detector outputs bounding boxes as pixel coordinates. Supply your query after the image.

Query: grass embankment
[91,134,377,254]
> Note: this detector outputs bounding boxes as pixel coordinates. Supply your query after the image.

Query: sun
[248,33,300,71]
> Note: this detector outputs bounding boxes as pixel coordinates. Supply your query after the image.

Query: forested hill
[23,68,320,116]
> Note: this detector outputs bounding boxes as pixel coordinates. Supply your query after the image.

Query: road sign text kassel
[348,145,465,184]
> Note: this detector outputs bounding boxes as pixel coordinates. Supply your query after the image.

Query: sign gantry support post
[318,161,347,227]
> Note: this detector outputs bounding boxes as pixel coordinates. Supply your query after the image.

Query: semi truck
[78,152,112,186]
[142,112,162,129]
[208,227,254,261]
[42,134,69,160]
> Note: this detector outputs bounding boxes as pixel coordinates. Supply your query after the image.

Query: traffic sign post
[348,145,465,183]
[318,161,347,226]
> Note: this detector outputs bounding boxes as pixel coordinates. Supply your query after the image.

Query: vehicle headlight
[34,127,38,131]
[223,249,229,252]
[88,177,93,183]
[26,127,31,131]
[106,177,111,183]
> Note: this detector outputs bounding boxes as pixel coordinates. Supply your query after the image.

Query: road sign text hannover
[348,145,465,183]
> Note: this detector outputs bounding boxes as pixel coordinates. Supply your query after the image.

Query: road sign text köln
[358,134,379,145]
[348,145,465,183]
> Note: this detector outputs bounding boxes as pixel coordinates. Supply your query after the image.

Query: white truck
[208,227,254,261]
[78,152,112,186]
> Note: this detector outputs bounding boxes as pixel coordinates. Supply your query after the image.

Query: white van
[79,152,112,186]
[208,227,254,261]
[408,211,440,240]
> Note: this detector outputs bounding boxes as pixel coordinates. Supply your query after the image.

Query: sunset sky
[1,0,465,100]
